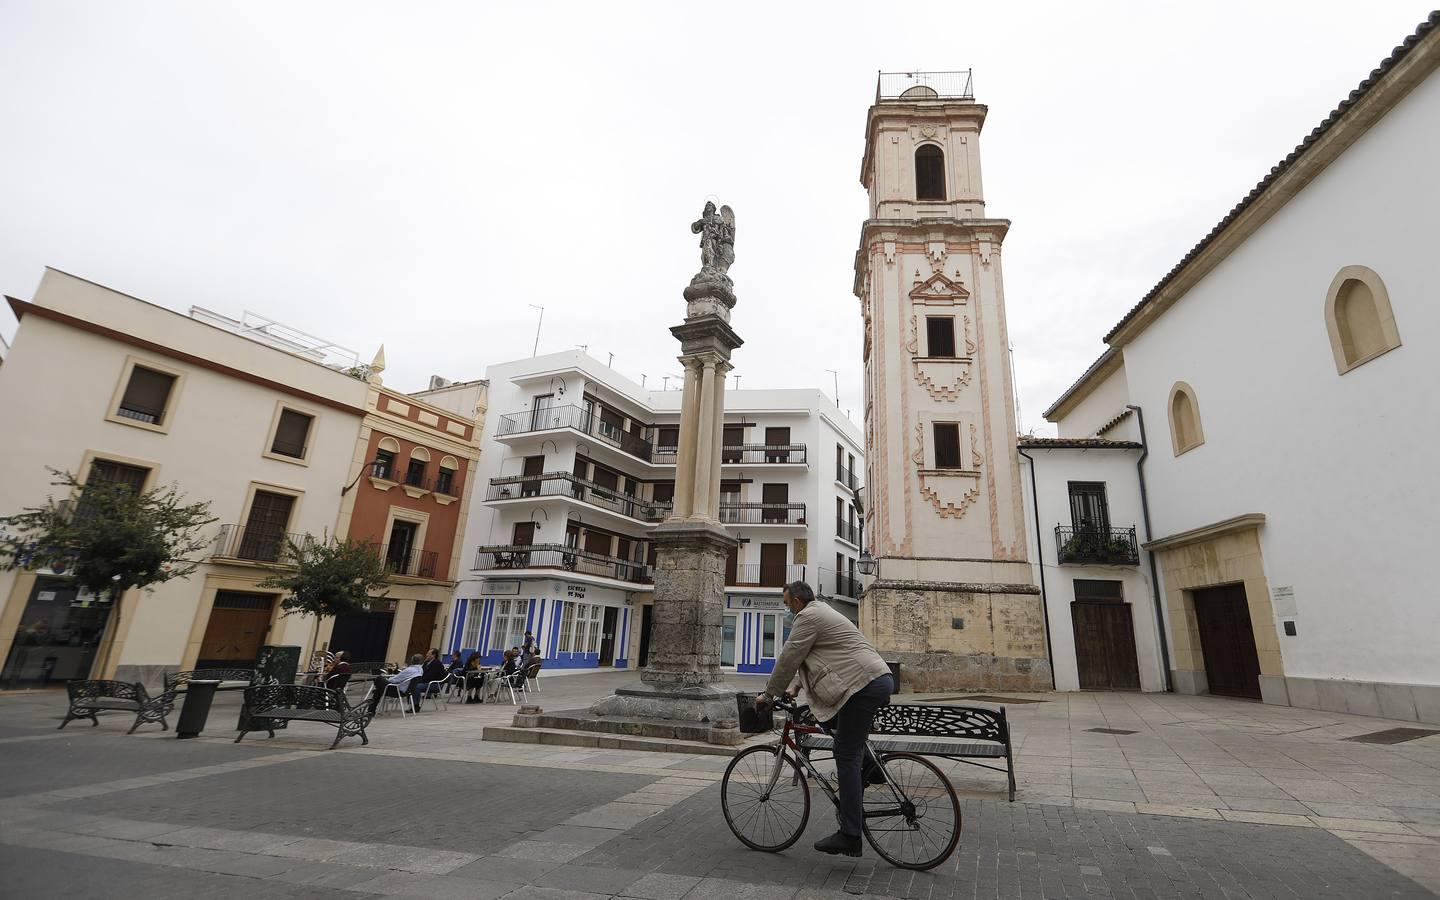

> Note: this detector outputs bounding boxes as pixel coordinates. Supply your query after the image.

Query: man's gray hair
[409,654,424,665]
[784,581,815,605]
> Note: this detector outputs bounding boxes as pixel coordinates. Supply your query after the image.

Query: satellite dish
[899,85,939,100]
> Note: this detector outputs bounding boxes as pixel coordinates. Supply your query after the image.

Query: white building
[1038,13,1440,722]
[427,350,865,676]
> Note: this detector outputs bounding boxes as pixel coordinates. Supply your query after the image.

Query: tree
[0,469,217,677]
[258,537,390,663]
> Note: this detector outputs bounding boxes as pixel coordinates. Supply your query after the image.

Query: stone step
[481,724,740,757]
[534,709,719,743]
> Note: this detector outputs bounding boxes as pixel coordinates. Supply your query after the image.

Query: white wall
[1119,71,1440,687]
[1019,447,1165,692]
[0,271,367,668]
[1054,360,1138,441]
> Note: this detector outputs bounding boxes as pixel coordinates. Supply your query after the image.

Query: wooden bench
[235,684,373,750]
[58,680,171,734]
[798,703,1017,801]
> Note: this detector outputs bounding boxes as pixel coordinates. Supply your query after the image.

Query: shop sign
[483,579,521,595]
[727,594,785,610]
[565,583,587,600]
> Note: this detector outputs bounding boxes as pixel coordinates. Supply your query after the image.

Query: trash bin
[886,661,901,694]
[176,679,221,739]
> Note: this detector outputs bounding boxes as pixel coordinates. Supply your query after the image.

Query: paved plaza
[1,672,1437,897]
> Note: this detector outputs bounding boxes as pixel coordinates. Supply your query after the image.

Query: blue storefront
[726,594,792,675]
[447,579,632,670]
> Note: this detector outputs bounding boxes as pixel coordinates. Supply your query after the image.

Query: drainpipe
[1016,447,1057,690]
[1127,404,1173,692]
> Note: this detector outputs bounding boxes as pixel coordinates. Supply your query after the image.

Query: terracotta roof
[1042,347,1121,421]
[1103,10,1440,344]
[1017,436,1142,450]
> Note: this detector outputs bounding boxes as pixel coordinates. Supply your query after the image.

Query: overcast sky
[0,2,1430,433]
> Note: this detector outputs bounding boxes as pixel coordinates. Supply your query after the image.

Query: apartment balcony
[211,524,307,566]
[819,567,862,601]
[373,543,441,580]
[835,517,861,547]
[651,444,809,468]
[835,463,860,491]
[1055,526,1140,566]
[487,473,671,525]
[720,502,806,527]
[729,563,807,590]
[494,404,654,463]
[475,543,652,586]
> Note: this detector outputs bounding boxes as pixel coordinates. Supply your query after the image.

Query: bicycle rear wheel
[862,752,961,870]
[721,745,811,852]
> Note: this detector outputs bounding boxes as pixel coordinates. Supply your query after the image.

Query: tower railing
[876,70,974,102]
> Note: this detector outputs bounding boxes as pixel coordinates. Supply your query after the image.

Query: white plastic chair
[376,676,419,717]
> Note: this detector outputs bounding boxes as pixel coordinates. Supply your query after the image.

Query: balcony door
[759,543,787,587]
[387,520,418,574]
[1068,482,1110,533]
[764,427,791,463]
[723,425,744,463]
[530,394,555,431]
[239,491,294,562]
[761,483,788,523]
[521,455,544,497]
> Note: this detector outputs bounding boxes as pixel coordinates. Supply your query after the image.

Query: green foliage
[259,536,389,624]
[0,469,216,599]
[341,364,375,382]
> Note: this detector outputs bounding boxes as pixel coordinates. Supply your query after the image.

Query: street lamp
[342,457,388,495]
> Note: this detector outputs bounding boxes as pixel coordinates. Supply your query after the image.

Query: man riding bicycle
[755,580,894,857]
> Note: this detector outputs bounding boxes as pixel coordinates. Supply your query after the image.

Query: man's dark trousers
[824,674,893,838]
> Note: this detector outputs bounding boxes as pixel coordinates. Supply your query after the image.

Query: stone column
[671,360,701,520]
[692,359,719,521]
[708,362,730,516]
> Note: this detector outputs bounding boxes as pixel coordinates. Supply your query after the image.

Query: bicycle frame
[761,702,913,825]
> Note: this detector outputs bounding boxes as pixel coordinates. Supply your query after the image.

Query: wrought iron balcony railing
[373,543,440,579]
[1055,526,1140,566]
[495,404,654,461]
[835,517,861,545]
[212,524,309,565]
[819,568,862,600]
[729,563,807,589]
[835,463,859,491]
[487,473,671,522]
[720,503,806,526]
[474,543,652,585]
[650,444,809,465]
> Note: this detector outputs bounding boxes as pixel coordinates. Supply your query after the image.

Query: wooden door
[512,522,536,545]
[598,607,619,665]
[198,592,274,667]
[521,455,545,496]
[725,545,739,586]
[723,426,744,462]
[1193,585,1262,699]
[406,602,438,660]
[1071,602,1141,690]
[759,543,787,587]
[584,530,612,557]
[765,427,791,463]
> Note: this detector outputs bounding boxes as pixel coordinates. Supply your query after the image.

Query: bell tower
[854,72,1050,692]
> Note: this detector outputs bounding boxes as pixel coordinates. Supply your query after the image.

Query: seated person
[414,648,447,708]
[368,653,425,713]
[324,651,352,688]
[463,652,485,703]
[486,649,521,700]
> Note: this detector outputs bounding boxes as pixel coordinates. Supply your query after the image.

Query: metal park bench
[797,703,1017,801]
[58,680,171,734]
[234,684,373,750]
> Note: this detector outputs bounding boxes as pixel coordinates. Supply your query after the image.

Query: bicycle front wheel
[721,745,811,852]
[862,752,961,870]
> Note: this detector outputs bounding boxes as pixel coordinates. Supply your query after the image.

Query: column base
[588,680,741,724]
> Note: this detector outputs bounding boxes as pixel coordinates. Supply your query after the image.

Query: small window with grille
[269,409,314,460]
[114,364,177,427]
[933,423,962,469]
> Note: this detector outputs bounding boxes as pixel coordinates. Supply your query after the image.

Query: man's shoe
[813,831,862,857]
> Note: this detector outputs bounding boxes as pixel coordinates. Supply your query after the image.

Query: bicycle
[720,694,961,870]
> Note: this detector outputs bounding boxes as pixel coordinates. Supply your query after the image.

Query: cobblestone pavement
[1,676,1438,897]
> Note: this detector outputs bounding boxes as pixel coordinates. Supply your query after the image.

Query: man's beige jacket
[764,600,891,722]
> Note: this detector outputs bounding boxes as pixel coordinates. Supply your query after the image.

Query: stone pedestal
[862,579,1052,693]
[590,522,741,723]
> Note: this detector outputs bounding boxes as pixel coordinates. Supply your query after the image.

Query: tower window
[915,144,945,200]
[926,317,956,357]
[933,423,962,469]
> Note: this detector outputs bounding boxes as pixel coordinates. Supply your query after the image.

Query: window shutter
[271,410,313,457]
[933,423,962,468]
[119,367,176,424]
[926,317,956,358]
